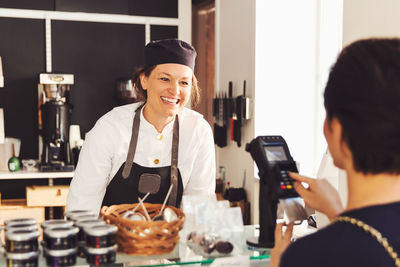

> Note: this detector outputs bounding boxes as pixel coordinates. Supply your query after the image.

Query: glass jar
[5,250,39,267]
[43,247,77,267]
[75,219,106,242]
[84,224,118,248]
[85,245,117,266]
[5,230,39,253]
[43,226,79,250]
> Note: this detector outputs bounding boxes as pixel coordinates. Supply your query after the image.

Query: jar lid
[41,219,74,230]
[75,219,105,229]
[44,226,79,238]
[85,244,117,255]
[6,251,39,260]
[5,224,38,232]
[84,224,118,236]
[5,229,40,241]
[71,214,98,222]
[4,218,36,227]
[44,247,77,257]
[65,210,95,220]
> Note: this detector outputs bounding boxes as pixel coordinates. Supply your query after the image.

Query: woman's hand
[289,172,344,220]
[270,222,294,267]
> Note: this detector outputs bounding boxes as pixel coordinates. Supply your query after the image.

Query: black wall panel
[0,0,179,17]
[0,0,54,10]
[151,25,178,41]
[55,0,129,15]
[0,17,45,159]
[52,21,145,137]
[129,0,178,18]
[0,4,180,199]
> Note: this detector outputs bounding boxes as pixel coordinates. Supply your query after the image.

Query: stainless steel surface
[43,84,71,100]
[116,78,137,104]
[39,73,73,102]
[39,73,74,85]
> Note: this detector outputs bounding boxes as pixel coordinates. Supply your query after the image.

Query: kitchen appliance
[38,73,74,172]
[115,78,137,104]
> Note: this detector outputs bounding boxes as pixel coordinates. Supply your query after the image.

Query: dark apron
[102,104,183,208]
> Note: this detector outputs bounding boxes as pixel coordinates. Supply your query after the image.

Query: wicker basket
[101,203,185,255]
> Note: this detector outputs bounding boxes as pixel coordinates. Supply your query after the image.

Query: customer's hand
[289,172,344,220]
[270,222,294,267]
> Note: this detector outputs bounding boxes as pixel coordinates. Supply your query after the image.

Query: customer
[272,38,400,267]
[67,39,216,214]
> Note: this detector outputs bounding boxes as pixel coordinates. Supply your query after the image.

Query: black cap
[144,39,197,71]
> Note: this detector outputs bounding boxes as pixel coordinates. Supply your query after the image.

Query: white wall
[315,0,400,227]
[343,0,400,46]
[215,0,257,223]
[215,0,400,226]
[215,0,331,224]
[255,1,319,177]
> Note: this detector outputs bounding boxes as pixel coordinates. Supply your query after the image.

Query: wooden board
[0,199,45,224]
[0,199,45,241]
[26,185,69,207]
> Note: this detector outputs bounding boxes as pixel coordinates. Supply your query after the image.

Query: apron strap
[168,115,179,206]
[122,104,144,178]
[122,103,180,208]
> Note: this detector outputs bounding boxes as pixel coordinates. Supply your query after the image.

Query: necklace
[332,216,400,267]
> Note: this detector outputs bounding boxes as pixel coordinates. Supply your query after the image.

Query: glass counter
[0,225,271,267]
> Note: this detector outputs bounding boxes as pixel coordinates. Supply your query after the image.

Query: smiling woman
[133,64,201,110]
[138,64,194,132]
[66,39,216,215]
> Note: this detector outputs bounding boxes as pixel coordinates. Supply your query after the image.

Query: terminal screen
[264,146,287,161]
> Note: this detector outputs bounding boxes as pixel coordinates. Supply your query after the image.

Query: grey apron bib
[101,104,183,208]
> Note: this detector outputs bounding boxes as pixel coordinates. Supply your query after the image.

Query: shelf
[0,170,74,180]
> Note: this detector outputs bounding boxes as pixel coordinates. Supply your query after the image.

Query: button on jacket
[66,102,216,214]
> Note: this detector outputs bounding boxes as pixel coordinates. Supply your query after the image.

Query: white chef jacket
[66,102,216,214]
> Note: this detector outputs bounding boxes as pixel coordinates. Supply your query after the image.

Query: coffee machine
[38,73,74,172]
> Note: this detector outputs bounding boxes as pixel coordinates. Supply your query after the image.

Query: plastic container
[43,247,77,267]
[43,226,79,250]
[5,250,39,267]
[5,230,40,253]
[85,245,117,266]
[84,224,118,248]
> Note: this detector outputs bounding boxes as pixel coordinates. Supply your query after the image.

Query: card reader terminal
[246,135,299,199]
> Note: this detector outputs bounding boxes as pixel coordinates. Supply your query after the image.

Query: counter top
[0,225,270,267]
[0,223,316,266]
